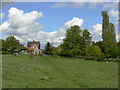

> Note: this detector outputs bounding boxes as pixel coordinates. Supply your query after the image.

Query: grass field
[2,54,118,88]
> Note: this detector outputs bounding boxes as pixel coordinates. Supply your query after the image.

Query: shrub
[2,51,11,54]
[86,45,105,61]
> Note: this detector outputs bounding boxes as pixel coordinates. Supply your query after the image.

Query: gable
[27,41,40,48]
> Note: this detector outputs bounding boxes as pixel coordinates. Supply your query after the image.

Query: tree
[82,29,92,48]
[118,41,120,57]
[5,36,19,54]
[60,25,92,57]
[101,11,117,60]
[92,41,105,53]
[108,43,118,58]
[44,42,53,55]
[102,11,110,60]
[86,45,105,60]
[0,39,5,51]
[109,23,116,44]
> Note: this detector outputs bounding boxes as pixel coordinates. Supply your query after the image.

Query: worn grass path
[2,55,118,88]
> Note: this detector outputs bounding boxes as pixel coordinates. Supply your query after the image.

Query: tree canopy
[4,36,19,54]
[59,25,92,57]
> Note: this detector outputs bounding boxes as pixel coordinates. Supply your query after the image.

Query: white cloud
[91,24,102,41]
[0,7,44,45]
[50,2,85,8]
[89,2,103,9]
[0,13,5,20]
[118,33,120,41]
[36,17,84,47]
[109,9,118,18]
[64,17,84,29]
[50,2,67,8]
[91,23,119,42]
[103,2,118,9]
[70,2,85,8]
[0,7,84,48]
[109,9,119,25]
[50,1,113,9]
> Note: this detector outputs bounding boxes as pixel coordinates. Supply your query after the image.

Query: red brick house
[27,40,41,55]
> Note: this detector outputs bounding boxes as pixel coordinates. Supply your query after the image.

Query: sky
[0,1,119,48]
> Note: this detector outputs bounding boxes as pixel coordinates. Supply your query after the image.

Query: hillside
[2,55,118,88]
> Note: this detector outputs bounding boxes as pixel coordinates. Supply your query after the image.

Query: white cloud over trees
[0,7,84,48]
[1,6,118,48]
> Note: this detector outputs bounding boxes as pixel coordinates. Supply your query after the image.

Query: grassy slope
[0,54,1,89]
[2,55,118,88]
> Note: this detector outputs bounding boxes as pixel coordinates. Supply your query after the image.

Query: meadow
[2,54,118,88]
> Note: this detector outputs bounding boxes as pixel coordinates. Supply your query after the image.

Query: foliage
[118,41,120,56]
[60,25,92,57]
[44,42,53,55]
[101,11,117,60]
[4,36,19,54]
[18,45,28,50]
[86,45,105,60]
[1,51,11,54]
[92,41,105,53]
[52,46,60,55]
[107,43,118,58]
[82,29,92,47]
[1,39,7,51]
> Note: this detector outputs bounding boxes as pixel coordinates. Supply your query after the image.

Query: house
[19,49,28,54]
[27,40,41,55]
[13,49,20,56]
[13,48,28,55]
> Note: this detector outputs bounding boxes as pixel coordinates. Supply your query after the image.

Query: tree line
[43,10,119,61]
[1,36,27,54]
[1,10,120,61]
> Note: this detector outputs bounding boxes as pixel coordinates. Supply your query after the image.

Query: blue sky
[2,2,106,31]
[0,2,119,47]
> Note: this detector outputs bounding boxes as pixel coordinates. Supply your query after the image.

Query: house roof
[34,48,41,51]
[19,43,24,47]
[27,40,40,47]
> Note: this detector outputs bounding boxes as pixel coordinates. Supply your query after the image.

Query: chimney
[33,40,35,42]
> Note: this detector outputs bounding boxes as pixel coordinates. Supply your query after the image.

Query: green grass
[2,55,118,88]
[0,54,2,89]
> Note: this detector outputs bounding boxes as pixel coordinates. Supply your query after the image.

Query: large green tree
[109,23,116,44]
[60,25,92,57]
[118,41,120,56]
[44,42,53,55]
[102,11,117,59]
[82,29,92,48]
[5,36,19,54]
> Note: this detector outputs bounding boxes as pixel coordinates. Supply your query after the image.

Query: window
[33,46,36,48]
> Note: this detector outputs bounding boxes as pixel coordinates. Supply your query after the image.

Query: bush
[2,51,11,54]
[86,45,105,61]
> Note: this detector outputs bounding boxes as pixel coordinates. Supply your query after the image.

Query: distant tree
[108,43,118,58]
[51,46,59,55]
[86,45,105,60]
[101,11,117,60]
[82,29,92,47]
[102,11,110,60]
[93,41,105,53]
[5,36,19,54]
[118,41,120,56]
[0,39,5,51]
[60,25,92,57]
[44,42,53,55]
[109,23,116,44]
